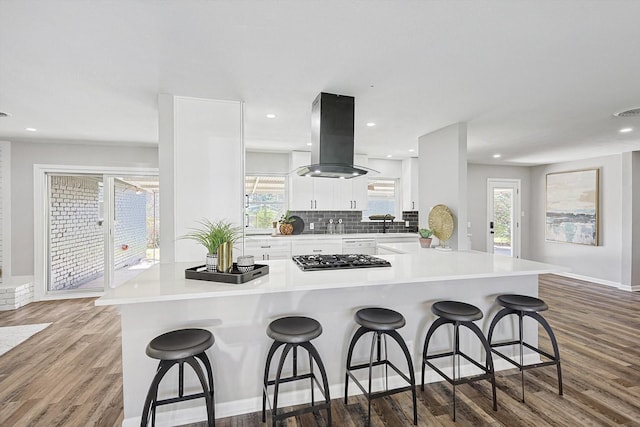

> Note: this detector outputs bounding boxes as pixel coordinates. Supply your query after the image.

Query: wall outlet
[405,220,410,227]
[309,222,314,230]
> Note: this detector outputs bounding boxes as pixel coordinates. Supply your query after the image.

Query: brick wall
[49,176,103,290]
[287,210,419,234]
[114,180,147,269]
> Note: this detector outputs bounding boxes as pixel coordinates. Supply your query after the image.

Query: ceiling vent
[614,108,640,118]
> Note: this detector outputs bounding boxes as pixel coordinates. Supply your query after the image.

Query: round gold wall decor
[428,204,454,241]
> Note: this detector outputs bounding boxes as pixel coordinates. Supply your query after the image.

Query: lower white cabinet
[291,240,342,255]
[244,239,291,261]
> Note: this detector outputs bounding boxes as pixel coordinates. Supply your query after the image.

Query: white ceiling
[1,0,639,165]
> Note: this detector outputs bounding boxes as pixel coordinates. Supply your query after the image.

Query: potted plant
[418,228,433,248]
[181,219,242,272]
[278,210,296,235]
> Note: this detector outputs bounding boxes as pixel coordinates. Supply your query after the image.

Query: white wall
[0,141,10,279]
[245,151,289,174]
[11,140,158,275]
[418,123,468,250]
[368,158,402,178]
[467,164,531,258]
[530,154,622,284]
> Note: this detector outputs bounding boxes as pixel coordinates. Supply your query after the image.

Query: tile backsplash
[288,210,418,235]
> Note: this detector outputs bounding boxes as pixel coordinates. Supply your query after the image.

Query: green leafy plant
[180,219,242,254]
[418,228,433,238]
[279,210,296,225]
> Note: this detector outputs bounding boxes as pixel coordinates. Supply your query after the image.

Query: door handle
[412,201,415,210]
[353,200,356,209]
[350,200,353,209]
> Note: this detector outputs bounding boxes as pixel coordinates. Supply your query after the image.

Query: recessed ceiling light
[493,154,501,158]
[366,122,376,127]
[352,172,359,176]
[266,113,276,119]
[26,127,37,132]
[619,127,633,133]
[386,154,392,158]
[314,169,321,174]
[339,176,345,179]
[408,149,415,152]
[306,142,312,146]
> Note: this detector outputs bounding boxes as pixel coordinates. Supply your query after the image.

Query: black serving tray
[185,263,269,284]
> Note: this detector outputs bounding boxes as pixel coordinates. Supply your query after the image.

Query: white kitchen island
[97,250,565,427]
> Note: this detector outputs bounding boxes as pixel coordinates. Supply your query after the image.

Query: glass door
[487,179,521,258]
[46,173,159,293]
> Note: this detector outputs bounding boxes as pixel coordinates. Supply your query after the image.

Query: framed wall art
[545,168,599,245]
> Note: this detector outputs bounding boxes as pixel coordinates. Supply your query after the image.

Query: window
[245,175,286,231]
[363,178,397,219]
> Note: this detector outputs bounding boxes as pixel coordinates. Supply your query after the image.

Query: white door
[486,179,521,258]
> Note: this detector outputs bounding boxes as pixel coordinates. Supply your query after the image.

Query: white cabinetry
[291,240,342,255]
[290,151,334,210]
[244,239,291,261]
[334,155,368,210]
[289,151,367,211]
[402,157,419,211]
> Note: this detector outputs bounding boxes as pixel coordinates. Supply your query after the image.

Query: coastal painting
[546,169,599,245]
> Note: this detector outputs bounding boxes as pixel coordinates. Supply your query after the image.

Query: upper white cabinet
[290,151,367,211]
[402,157,419,211]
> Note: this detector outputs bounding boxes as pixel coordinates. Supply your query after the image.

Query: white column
[621,151,640,290]
[159,95,244,263]
[418,123,468,250]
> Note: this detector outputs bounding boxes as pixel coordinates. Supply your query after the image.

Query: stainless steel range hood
[295,92,373,179]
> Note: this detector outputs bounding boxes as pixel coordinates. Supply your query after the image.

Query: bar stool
[345,307,417,426]
[421,301,497,421]
[262,316,331,427]
[487,294,563,402]
[141,328,215,427]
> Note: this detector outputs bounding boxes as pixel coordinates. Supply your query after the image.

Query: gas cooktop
[292,254,392,271]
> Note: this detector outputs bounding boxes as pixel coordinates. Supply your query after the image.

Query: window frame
[244,174,288,234]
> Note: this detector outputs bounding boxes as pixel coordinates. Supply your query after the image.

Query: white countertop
[245,232,418,241]
[96,250,566,306]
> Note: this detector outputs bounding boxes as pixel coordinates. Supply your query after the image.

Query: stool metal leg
[272,343,293,427]
[367,331,377,427]
[262,341,284,423]
[463,321,498,411]
[528,311,563,396]
[421,317,448,391]
[452,322,459,421]
[345,326,368,404]
[519,312,525,402]
[301,341,332,426]
[386,329,418,425]
[184,357,215,427]
[309,350,315,406]
[141,360,175,427]
[195,351,215,422]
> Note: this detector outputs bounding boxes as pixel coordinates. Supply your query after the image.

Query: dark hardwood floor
[1,274,639,426]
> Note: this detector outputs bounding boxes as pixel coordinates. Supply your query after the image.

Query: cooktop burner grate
[292,254,391,271]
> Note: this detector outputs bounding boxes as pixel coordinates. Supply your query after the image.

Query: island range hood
[295,92,373,179]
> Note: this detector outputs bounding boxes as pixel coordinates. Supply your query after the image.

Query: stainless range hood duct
[296,92,373,179]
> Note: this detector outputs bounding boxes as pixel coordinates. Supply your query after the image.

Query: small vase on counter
[206,253,218,272]
[217,241,233,272]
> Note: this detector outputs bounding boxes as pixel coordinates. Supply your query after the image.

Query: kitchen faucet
[382,214,393,234]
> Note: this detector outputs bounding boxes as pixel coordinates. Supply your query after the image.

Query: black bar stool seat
[487,294,562,402]
[262,316,331,427]
[345,308,417,426]
[141,328,215,426]
[421,301,497,421]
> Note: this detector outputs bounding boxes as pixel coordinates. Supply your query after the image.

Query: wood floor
[1,274,639,426]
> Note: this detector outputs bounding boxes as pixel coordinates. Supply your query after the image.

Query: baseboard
[557,272,639,291]
[122,354,540,426]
